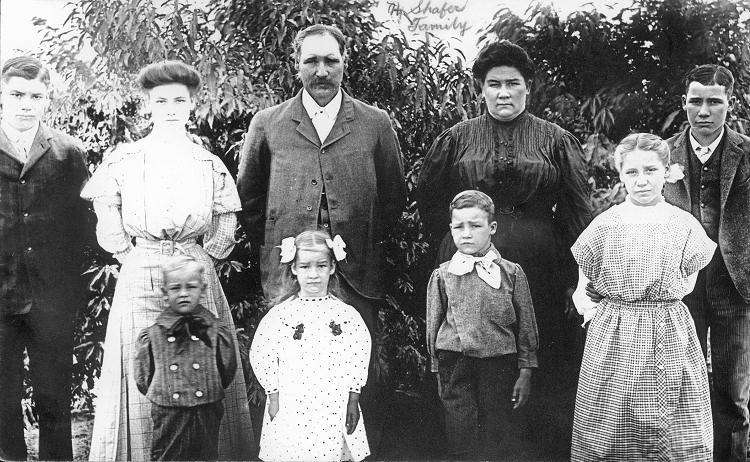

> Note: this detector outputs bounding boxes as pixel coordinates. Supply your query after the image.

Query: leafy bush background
[22,0,750,414]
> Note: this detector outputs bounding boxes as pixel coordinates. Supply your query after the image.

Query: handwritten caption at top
[385,0,471,36]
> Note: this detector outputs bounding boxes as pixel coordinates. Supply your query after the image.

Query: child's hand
[512,368,532,409]
[268,392,279,421]
[586,282,604,303]
[345,392,360,435]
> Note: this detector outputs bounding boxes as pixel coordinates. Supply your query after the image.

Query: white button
[169,364,178,371]
[23,212,29,217]
[172,392,180,399]
[26,247,32,252]
[195,390,203,398]
[192,363,200,370]
[190,335,199,341]
[20,180,26,184]
[167,336,176,343]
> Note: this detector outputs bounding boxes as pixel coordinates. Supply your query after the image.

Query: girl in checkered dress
[570,133,715,461]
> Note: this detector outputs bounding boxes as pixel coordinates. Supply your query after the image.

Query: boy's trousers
[150,401,224,461]
[437,351,518,460]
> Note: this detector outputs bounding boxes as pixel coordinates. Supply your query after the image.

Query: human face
[482,66,529,122]
[146,83,193,132]
[450,207,497,255]
[162,265,205,315]
[682,82,734,145]
[296,32,344,107]
[291,248,335,298]
[0,76,49,132]
[619,149,667,207]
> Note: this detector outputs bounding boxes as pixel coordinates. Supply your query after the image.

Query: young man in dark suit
[663,64,750,462]
[0,56,89,460]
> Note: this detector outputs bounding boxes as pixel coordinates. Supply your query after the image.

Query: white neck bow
[447,249,502,289]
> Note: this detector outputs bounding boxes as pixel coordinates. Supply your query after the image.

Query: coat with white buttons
[134,305,237,407]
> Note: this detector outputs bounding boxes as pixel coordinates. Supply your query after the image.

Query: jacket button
[700,203,706,208]
[172,392,180,399]
[20,179,26,185]
[192,363,200,370]
[26,247,32,252]
[703,166,708,171]
[190,335,199,341]
[167,336,176,343]
[23,212,29,217]
[311,179,318,185]
[306,205,312,211]
[321,149,326,154]
[170,364,178,371]
[195,390,204,398]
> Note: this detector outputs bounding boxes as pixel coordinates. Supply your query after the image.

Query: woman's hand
[512,368,532,409]
[345,392,360,434]
[268,392,279,421]
[585,282,604,303]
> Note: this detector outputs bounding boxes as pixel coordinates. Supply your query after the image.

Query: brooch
[329,321,342,336]
[293,323,304,340]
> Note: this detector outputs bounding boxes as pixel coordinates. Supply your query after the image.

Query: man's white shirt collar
[302,88,342,121]
[1,119,39,162]
[689,126,724,164]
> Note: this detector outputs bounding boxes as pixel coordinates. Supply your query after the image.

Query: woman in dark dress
[415,40,593,457]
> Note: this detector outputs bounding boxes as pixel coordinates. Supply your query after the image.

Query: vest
[688,137,723,242]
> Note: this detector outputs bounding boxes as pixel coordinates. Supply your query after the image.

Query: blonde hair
[161,254,204,285]
[613,133,670,172]
[275,229,338,305]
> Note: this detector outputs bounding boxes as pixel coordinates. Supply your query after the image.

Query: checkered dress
[570,200,715,461]
[81,139,254,461]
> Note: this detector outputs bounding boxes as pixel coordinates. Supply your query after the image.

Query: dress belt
[134,237,197,256]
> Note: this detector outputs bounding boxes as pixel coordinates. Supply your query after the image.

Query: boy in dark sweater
[134,255,237,461]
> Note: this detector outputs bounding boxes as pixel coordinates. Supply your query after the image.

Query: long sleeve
[426,268,448,372]
[342,306,371,393]
[374,110,407,232]
[249,308,280,395]
[236,112,271,244]
[134,328,155,396]
[511,264,539,368]
[415,129,457,244]
[552,131,594,291]
[216,323,238,389]
[203,212,237,259]
[91,201,133,259]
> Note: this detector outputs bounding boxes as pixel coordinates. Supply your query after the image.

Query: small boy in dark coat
[134,255,237,461]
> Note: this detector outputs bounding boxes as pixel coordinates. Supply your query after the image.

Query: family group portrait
[1,0,749,460]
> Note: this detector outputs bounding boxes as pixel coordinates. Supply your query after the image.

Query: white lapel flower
[665,163,685,183]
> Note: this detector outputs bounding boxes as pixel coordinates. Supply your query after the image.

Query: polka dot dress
[250,295,371,461]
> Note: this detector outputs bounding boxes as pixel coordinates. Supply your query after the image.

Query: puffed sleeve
[416,129,457,244]
[374,109,407,232]
[134,328,155,396]
[341,303,371,393]
[80,149,134,259]
[249,305,282,395]
[552,130,594,290]
[680,215,717,277]
[216,323,238,389]
[203,159,241,259]
[236,111,271,244]
[426,268,448,373]
[511,264,539,368]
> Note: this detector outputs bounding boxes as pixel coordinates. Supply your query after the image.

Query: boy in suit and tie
[0,56,89,460]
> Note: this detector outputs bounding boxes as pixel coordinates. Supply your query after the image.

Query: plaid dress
[570,199,715,461]
[81,138,253,461]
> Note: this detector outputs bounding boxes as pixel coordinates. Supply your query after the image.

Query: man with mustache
[663,64,750,461]
[237,24,407,456]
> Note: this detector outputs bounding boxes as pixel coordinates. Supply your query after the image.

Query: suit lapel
[0,126,24,166]
[720,128,742,210]
[665,128,692,210]
[20,124,51,177]
[291,92,321,147]
[321,92,353,149]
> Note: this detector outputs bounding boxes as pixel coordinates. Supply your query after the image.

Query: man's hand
[268,392,279,421]
[345,392,360,434]
[512,368,532,409]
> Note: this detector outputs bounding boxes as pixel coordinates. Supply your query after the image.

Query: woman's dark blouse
[416,111,593,291]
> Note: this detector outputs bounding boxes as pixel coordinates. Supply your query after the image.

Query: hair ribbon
[326,235,347,261]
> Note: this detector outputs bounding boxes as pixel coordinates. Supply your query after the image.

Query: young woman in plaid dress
[81,61,253,461]
[570,133,715,461]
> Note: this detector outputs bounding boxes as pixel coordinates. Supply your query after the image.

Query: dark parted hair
[613,133,670,173]
[137,60,201,96]
[472,40,535,85]
[293,24,347,62]
[684,64,734,97]
[2,56,50,85]
[450,190,495,222]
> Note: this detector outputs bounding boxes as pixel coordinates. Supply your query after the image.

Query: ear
[329,260,336,276]
[681,94,687,110]
[489,220,498,235]
[729,95,737,112]
[290,265,298,277]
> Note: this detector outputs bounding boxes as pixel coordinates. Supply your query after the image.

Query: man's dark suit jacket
[237,90,407,302]
[664,126,750,303]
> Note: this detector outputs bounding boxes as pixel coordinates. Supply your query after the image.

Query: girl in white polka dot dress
[250,230,371,461]
[570,133,716,461]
